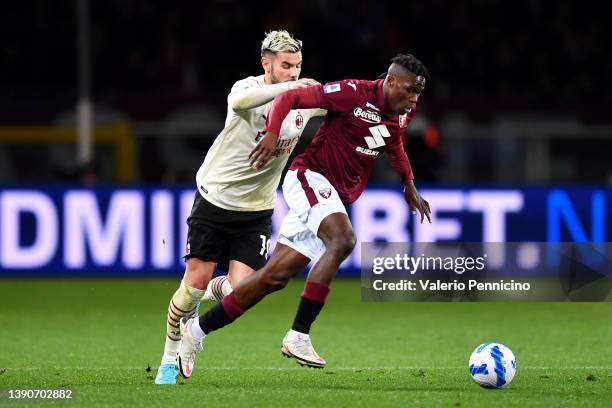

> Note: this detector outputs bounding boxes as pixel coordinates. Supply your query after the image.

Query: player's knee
[184,258,214,290]
[259,268,290,292]
[326,232,356,261]
[271,276,289,291]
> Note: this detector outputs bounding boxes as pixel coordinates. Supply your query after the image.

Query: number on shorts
[259,235,271,257]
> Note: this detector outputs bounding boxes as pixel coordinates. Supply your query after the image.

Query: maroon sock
[198,292,245,334]
[291,282,330,334]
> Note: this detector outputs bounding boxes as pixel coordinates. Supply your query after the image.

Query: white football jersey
[196,75,325,211]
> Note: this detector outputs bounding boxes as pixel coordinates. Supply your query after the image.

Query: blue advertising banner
[0,185,610,276]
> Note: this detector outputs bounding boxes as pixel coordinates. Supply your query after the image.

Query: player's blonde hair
[260,30,302,56]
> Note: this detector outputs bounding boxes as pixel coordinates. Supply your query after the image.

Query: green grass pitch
[0,278,610,407]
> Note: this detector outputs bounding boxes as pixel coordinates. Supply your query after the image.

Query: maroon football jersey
[265,79,414,204]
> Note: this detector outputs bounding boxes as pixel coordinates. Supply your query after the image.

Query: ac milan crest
[295,113,304,129]
[319,188,332,199]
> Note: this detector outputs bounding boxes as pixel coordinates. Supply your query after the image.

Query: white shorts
[277,169,348,260]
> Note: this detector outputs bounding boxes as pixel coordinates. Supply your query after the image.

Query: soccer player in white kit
[154,30,325,384]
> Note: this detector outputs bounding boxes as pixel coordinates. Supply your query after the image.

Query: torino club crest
[319,188,332,199]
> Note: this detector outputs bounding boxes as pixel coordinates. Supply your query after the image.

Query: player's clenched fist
[249,131,279,170]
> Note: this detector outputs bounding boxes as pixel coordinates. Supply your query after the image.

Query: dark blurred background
[2,0,611,185]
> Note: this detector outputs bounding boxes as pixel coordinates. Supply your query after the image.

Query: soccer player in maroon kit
[177,54,432,375]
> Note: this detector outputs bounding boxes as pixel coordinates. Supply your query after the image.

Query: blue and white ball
[469,342,516,388]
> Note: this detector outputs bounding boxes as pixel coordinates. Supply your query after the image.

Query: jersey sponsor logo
[295,112,304,129]
[323,83,341,93]
[348,81,357,91]
[355,146,380,156]
[364,124,391,149]
[319,188,332,199]
[274,136,299,156]
[354,107,382,124]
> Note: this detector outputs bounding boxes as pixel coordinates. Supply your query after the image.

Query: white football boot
[281,330,326,368]
[177,317,203,378]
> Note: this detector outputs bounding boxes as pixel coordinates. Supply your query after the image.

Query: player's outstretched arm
[229,78,319,112]
[404,180,431,224]
[248,85,324,170]
[263,85,324,135]
[386,136,431,223]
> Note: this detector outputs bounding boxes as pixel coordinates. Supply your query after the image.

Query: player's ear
[261,54,273,74]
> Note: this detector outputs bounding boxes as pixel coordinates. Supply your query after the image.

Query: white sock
[190,318,206,342]
[287,329,309,340]
[160,352,177,366]
[221,278,233,296]
[205,275,234,302]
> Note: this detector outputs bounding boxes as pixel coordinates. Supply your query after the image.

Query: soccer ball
[469,342,516,388]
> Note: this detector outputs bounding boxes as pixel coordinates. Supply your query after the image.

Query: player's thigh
[183,221,227,288]
[317,211,355,247]
[277,208,324,262]
[262,242,311,280]
[227,260,256,288]
[228,226,271,278]
[183,193,231,287]
[227,207,273,273]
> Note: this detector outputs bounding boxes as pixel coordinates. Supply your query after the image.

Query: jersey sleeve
[227,77,257,101]
[386,131,414,183]
[264,79,362,135]
[263,85,323,135]
[227,77,292,112]
[315,80,364,112]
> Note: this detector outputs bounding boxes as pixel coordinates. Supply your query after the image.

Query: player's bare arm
[248,83,323,170]
[403,180,431,223]
[249,131,279,170]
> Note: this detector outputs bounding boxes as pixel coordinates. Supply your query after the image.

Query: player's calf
[324,232,356,263]
[161,280,205,367]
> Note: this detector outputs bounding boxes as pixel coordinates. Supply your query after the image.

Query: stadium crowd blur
[2,0,610,184]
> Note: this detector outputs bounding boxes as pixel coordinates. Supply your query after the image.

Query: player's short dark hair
[391,53,430,81]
